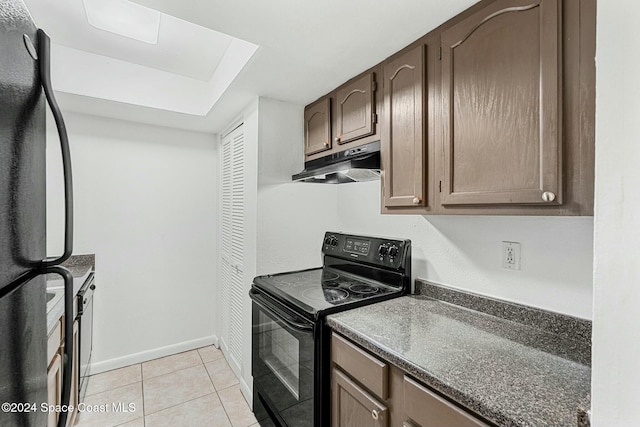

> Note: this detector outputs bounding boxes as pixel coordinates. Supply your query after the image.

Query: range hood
[292,141,380,183]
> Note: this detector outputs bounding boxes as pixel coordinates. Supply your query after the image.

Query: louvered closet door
[220,124,245,378]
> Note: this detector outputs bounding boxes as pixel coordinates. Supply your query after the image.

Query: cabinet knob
[542,191,556,202]
[412,197,420,205]
[334,137,340,143]
[371,409,379,420]
[324,141,330,148]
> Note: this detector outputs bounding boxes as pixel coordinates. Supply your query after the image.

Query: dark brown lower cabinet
[404,376,490,427]
[332,368,389,427]
[331,332,492,427]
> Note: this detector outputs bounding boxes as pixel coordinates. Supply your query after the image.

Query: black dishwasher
[77,273,95,403]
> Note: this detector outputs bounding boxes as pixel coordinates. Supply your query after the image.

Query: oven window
[252,295,315,427]
[259,312,300,399]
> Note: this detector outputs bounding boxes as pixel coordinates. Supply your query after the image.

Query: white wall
[46,112,218,372]
[337,182,594,319]
[591,1,640,424]
[256,98,339,275]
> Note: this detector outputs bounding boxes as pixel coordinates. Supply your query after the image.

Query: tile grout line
[195,348,245,426]
[215,349,252,427]
[216,388,237,427]
[142,357,217,418]
[217,385,258,427]
[142,360,206,383]
[142,391,230,420]
[84,364,142,399]
[202,356,240,393]
[140,347,224,382]
[78,377,144,427]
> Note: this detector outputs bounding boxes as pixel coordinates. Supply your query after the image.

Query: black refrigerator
[1,1,75,426]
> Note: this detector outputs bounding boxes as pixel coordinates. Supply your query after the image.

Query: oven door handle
[250,289,313,332]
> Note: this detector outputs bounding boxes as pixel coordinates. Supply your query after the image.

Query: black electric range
[250,232,411,427]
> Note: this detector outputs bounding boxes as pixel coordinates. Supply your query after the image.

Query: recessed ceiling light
[82,0,161,44]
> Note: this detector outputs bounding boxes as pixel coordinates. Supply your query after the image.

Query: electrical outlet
[502,241,521,270]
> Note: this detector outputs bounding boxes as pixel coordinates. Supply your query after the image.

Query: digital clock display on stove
[343,238,370,255]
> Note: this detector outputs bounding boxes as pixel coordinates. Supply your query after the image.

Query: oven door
[250,289,315,427]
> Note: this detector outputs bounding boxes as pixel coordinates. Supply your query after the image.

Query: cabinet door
[404,376,490,427]
[332,368,389,427]
[304,97,332,156]
[382,45,426,208]
[336,73,376,145]
[47,353,62,427]
[440,0,562,206]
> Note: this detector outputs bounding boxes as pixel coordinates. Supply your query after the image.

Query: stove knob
[378,245,388,256]
[331,237,339,246]
[324,236,332,245]
[388,245,399,258]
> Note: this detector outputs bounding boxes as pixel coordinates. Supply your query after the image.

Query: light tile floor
[74,346,258,427]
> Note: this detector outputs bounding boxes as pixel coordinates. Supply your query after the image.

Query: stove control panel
[324,235,339,247]
[344,237,370,255]
[322,232,410,270]
[378,242,399,256]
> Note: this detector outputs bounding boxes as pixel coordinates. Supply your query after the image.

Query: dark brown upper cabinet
[335,72,376,145]
[304,97,332,156]
[305,70,381,162]
[439,0,562,206]
[381,45,428,208]
[301,0,594,216]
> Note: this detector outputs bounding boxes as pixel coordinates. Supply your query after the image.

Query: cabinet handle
[371,409,379,420]
[412,197,420,205]
[542,191,556,202]
[324,141,330,148]
[334,137,340,143]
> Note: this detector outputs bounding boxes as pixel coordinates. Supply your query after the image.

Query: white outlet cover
[502,241,521,270]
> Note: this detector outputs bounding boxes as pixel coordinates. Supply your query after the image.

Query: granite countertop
[46,254,95,334]
[326,281,591,427]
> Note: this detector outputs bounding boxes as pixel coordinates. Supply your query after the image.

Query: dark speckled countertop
[46,254,95,333]
[326,281,591,427]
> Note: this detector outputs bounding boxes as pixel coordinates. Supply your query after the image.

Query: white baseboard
[90,335,218,375]
[239,376,253,409]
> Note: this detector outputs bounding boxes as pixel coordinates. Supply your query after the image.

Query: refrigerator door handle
[37,29,74,268]
[42,266,74,427]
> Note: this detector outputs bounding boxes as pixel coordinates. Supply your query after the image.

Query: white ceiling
[26,0,234,81]
[27,0,479,133]
[24,0,257,116]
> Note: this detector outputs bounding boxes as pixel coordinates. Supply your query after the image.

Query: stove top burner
[306,271,339,282]
[349,284,379,294]
[301,287,349,303]
[254,267,402,314]
[268,276,295,286]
